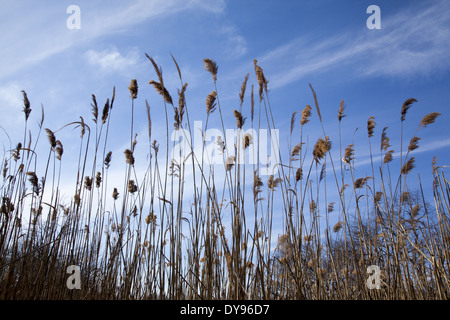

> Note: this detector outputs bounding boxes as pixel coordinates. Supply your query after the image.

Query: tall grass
[0,55,448,300]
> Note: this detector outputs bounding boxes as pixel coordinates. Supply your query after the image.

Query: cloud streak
[0,0,226,81]
[257,0,450,89]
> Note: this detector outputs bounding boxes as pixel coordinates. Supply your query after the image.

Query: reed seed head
[206,91,217,115]
[124,149,135,165]
[225,156,235,171]
[91,94,98,123]
[128,179,137,193]
[408,136,420,152]
[149,80,173,105]
[420,112,440,128]
[45,128,56,149]
[95,172,101,188]
[128,79,138,99]
[112,187,119,200]
[55,140,63,160]
[344,144,354,165]
[313,136,331,164]
[294,169,302,185]
[300,105,312,126]
[338,99,346,122]
[401,157,415,175]
[254,59,267,100]
[384,149,394,164]
[268,175,282,190]
[381,127,390,151]
[104,151,112,169]
[84,176,92,191]
[203,58,218,82]
[243,133,252,149]
[102,98,110,124]
[401,98,417,121]
[239,73,249,105]
[367,116,376,138]
[333,221,344,233]
[233,110,245,129]
[21,90,31,120]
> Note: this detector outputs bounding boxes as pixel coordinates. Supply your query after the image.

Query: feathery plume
[408,136,420,152]
[338,99,346,122]
[290,111,298,135]
[79,116,85,138]
[124,149,135,165]
[328,202,335,213]
[367,116,376,138]
[243,133,253,149]
[384,149,394,164]
[291,143,303,158]
[84,176,92,191]
[381,127,390,151]
[95,172,102,188]
[354,177,371,189]
[225,156,235,171]
[101,98,110,124]
[420,112,440,128]
[374,191,383,203]
[309,84,322,123]
[333,221,344,233]
[253,171,263,199]
[268,175,282,190]
[313,136,331,164]
[112,187,119,200]
[411,204,421,218]
[145,54,164,85]
[55,140,63,160]
[149,80,173,105]
[432,156,438,173]
[203,58,218,82]
[104,151,112,169]
[21,90,31,120]
[178,83,188,124]
[233,110,245,129]
[342,144,354,165]
[128,79,138,100]
[295,168,303,182]
[401,157,415,174]
[401,98,417,121]
[128,179,137,193]
[254,59,267,100]
[45,129,56,149]
[239,73,249,105]
[300,105,312,126]
[91,94,98,123]
[206,91,217,115]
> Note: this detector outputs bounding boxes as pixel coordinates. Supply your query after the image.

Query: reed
[0,56,448,300]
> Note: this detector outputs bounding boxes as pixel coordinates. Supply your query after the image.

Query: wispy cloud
[85,47,142,75]
[0,0,226,81]
[220,25,248,58]
[257,0,450,89]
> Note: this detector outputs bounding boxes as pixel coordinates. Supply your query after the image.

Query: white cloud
[256,0,450,89]
[0,0,226,81]
[0,82,25,129]
[220,26,248,58]
[85,47,141,74]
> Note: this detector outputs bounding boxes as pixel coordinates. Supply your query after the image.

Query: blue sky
[1,0,450,235]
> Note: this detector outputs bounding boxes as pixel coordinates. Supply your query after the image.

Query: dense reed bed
[0,55,448,300]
